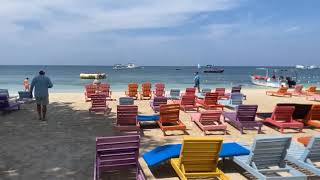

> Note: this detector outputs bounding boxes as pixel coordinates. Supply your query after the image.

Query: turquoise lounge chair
[166,89,180,100]
[234,136,307,180]
[219,93,243,109]
[287,136,320,176]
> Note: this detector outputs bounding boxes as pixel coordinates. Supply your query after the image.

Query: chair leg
[280,128,284,134]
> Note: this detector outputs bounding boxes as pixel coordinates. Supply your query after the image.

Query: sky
[0,0,319,66]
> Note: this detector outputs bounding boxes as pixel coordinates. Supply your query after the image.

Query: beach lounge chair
[196,92,224,110]
[17,91,35,103]
[191,111,227,135]
[304,86,317,95]
[140,82,152,100]
[166,89,180,100]
[0,89,18,101]
[94,135,146,180]
[89,94,108,114]
[119,97,134,105]
[201,88,212,94]
[264,106,303,133]
[125,83,139,100]
[289,84,304,96]
[181,87,196,96]
[84,84,97,101]
[218,93,243,109]
[306,94,320,102]
[157,104,186,135]
[0,95,22,113]
[226,86,247,100]
[234,136,307,180]
[266,86,292,97]
[215,88,229,99]
[305,104,320,128]
[153,83,165,97]
[150,96,167,112]
[223,105,262,134]
[170,136,229,180]
[98,83,112,99]
[287,136,320,176]
[173,95,199,112]
[115,105,140,132]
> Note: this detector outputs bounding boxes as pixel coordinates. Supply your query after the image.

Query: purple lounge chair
[94,135,146,180]
[222,105,262,134]
[0,95,22,113]
[150,96,167,112]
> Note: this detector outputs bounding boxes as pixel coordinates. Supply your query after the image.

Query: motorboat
[203,65,224,73]
[80,73,106,79]
[251,68,297,88]
[113,63,140,70]
[296,65,319,70]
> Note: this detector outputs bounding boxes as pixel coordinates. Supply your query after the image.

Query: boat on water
[80,73,106,79]
[251,68,297,88]
[113,63,140,70]
[203,65,224,73]
[296,65,319,69]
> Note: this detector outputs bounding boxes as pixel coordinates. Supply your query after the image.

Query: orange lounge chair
[264,106,303,133]
[191,111,227,135]
[266,86,292,97]
[304,86,317,95]
[140,82,152,100]
[181,87,196,96]
[157,104,186,135]
[153,83,165,97]
[196,92,224,110]
[98,83,112,99]
[125,83,139,100]
[89,94,108,114]
[85,84,97,101]
[172,95,199,112]
[305,104,320,128]
[289,84,304,96]
[215,88,229,99]
[297,136,312,147]
[115,105,140,133]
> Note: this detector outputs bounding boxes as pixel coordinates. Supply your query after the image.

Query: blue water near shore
[1,65,319,95]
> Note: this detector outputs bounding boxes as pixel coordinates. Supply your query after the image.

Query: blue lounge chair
[287,136,320,176]
[17,91,35,103]
[119,97,134,105]
[0,95,22,113]
[0,89,17,101]
[234,136,307,180]
[166,89,180,100]
[219,93,243,109]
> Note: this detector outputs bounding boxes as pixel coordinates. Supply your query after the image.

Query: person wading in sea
[30,70,53,121]
[194,71,200,92]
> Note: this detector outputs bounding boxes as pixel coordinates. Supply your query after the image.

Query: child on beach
[24,78,30,91]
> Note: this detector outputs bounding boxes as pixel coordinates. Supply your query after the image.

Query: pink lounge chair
[98,83,112,99]
[215,88,229,99]
[172,95,199,112]
[181,88,196,96]
[306,94,320,102]
[116,105,140,133]
[191,111,227,135]
[150,96,167,112]
[264,106,304,133]
[289,84,304,96]
[153,83,165,97]
[89,94,108,114]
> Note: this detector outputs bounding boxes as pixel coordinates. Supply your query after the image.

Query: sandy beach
[1,88,319,180]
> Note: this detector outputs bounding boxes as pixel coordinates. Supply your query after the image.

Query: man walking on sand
[194,71,200,92]
[30,70,53,120]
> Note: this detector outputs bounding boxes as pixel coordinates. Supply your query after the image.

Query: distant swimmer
[24,77,30,91]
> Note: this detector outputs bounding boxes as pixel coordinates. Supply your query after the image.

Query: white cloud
[203,24,237,38]
[285,26,300,32]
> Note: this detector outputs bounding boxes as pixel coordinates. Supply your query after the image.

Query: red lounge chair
[89,94,108,114]
[266,86,292,97]
[215,88,229,99]
[289,84,304,96]
[153,83,165,97]
[125,83,139,100]
[181,87,196,96]
[196,92,224,110]
[98,83,112,99]
[172,95,199,112]
[305,104,320,128]
[140,82,152,100]
[264,106,303,133]
[116,105,140,133]
[191,111,227,135]
[157,104,186,135]
[304,86,317,95]
[85,84,97,101]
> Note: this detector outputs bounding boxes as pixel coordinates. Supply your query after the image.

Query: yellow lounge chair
[170,136,229,180]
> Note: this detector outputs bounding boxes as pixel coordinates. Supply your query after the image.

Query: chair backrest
[178,136,223,173]
[0,95,9,108]
[204,92,219,105]
[0,89,9,98]
[18,91,32,99]
[231,86,241,93]
[294,85,303,93]
[185,88,196,95]
[170,89,180,97]
[201,88,212,94]
[278,86,289,93]
[96,135,140,171]
[128,83,138,97]
[199,111,222,123]
[117,105,138,125]
[154,83,165,96]
[215,88,225,96]
[85,84,97,93]
[250,136,291,168]
[302,136,320,162]
[119,97,134,105]
[159,104,180,123]
[307,86,317,93]
[99,83,110,94]
[91,94,107,108]
[236,105,258,122]
[230,93,243,105]
[141,82,152,96]
[271,106,295,122]
[181,95,196,106]
[153,97,167,106]
[307,104,320,120]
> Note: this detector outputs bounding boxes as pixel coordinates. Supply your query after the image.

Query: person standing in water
[194,72,200,92]
[30,70,53,121]
[24,77,30,91]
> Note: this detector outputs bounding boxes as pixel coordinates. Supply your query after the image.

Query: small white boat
[251,68,297,88]
[296,65,306,69]
[113,63,140,70]
[80,73,106,79]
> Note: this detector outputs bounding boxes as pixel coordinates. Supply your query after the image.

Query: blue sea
[1,65,319,95]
